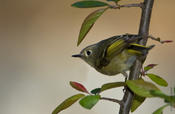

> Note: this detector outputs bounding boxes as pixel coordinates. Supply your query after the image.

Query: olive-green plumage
[72,34,154,77]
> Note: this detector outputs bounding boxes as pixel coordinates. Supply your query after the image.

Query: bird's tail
[127,43,155,55]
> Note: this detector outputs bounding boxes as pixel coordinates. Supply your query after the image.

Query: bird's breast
[96,50,137,76]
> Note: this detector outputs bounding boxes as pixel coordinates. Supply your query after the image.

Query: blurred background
[0,0,175,114]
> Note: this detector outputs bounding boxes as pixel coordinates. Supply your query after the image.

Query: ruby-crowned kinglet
[72,34,154,78]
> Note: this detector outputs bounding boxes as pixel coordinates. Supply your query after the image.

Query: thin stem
[148,35,161,42]
[148,35,173,44]
[109,3,143,9]
[148,35,172,44]
[100,97,122,105]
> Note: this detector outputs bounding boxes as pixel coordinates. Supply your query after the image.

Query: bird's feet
[122,72,128,82]
[121,72,128,93]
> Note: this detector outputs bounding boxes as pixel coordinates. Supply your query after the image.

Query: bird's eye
[85,50,92,56]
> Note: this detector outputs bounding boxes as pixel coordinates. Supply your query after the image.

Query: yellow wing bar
[107,39,126,58]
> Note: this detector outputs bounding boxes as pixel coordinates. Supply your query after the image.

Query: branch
[100,97,122,105]
[119,0,155,114]
[109,3,143,9]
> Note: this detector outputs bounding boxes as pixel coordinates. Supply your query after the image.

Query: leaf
[131,95,146,112]
[126,79,160,97]
[72,0,109,8]
[52,94,85,114]
[107,0,120,2]
[162,40,173,43]
[150,90,168,99]
[146,73,168,87]
[70,81,89,93]
[91,88,101,95]
[77,8,108,46]
[144,64,158,72]
[153,104,169,114]
[101,82,126,92]
[79,95,100,109]
[150,90,175,103]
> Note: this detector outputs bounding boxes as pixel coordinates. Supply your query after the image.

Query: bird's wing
[105,34,142,60]
[97,34,142,68]
[95,35,125,68]
[106,38,127,58]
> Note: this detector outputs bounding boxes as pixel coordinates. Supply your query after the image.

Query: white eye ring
[85,50,92,56]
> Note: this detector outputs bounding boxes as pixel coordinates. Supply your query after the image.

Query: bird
[72,34,154,79]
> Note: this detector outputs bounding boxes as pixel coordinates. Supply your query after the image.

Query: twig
[109,3,143,9]
[100,97,122,105]
[148,35,173,44]
[148,35,161,42]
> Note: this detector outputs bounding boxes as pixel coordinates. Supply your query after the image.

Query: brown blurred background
[0,0,175,114]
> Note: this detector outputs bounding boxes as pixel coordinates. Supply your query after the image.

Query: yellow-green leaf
[131,94,145,112]
[79,95,100,109]
[101,82,126,92]
[153,104,169,114]
[146,73,168,87]
[77,8,108,46]
[126,79,160,97]
[72,0,109,8]
[52,94,85,114]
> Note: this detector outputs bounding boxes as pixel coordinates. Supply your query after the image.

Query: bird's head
[72,44,101,68]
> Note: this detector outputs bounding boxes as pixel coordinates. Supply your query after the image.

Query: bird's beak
[72,54,82,58]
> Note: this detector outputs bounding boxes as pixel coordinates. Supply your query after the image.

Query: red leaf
[144,64,158,72]
[162,40,173,43]
[147,64,158,68]
[70,81,89,93]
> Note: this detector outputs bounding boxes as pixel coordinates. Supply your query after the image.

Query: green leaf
[150,90,175,103]
[153,104,169,114]
[150,90,168,99]
[79,95,100,109]
[126,79,160,97]
[91,88,101,95]
[107,0,120,2]
[77,8,108,46]
[131,95,146,112]
[146,73,168,87]
[70,81,89,93]
[72,0,109,8]
[52,94,85,114]
[144,64,158,72]
[101,82,126,92]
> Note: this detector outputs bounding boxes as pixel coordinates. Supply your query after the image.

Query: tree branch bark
[119,0,154,114]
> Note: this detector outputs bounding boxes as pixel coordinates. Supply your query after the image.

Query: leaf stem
[100,97,122,105]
